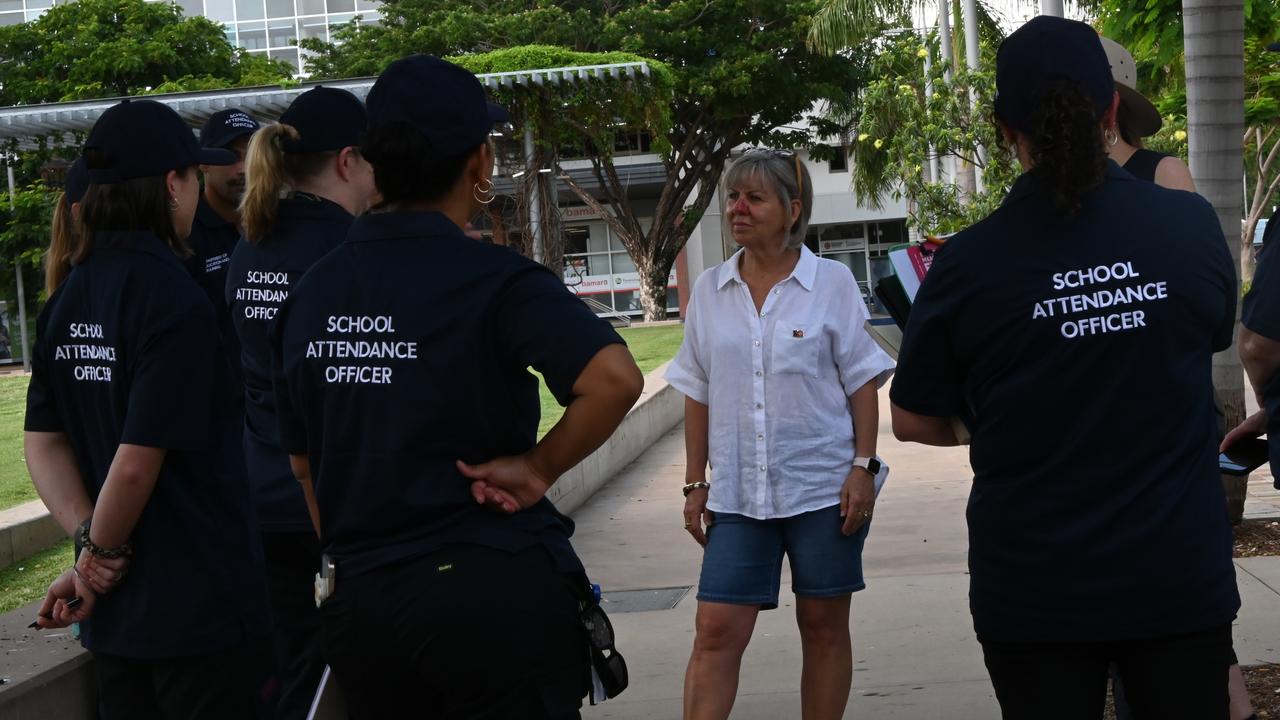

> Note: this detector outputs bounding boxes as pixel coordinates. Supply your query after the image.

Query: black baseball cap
[199,108,260,150]
[365,54,509,159]
[64,157,88,204]
[84,100,235,184]
[994,16,1115,134]
[279,87,367,153]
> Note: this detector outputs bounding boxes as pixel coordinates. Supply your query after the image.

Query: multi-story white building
[0,0,382,75]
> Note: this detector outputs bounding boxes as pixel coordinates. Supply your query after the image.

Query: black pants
[320,544,590,720]
[262,530,326,720]
[981,623,1234,720]
[95,641,271,720]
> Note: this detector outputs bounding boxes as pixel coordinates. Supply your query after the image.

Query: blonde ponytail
[45,192,75,294]
[241,123,298,244]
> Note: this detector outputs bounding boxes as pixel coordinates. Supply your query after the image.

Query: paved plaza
[574,392,1280,719]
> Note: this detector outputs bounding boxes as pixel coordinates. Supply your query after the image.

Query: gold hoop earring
[169,196,180,210]
[1104,128,1119,147]
[473,178,494,205]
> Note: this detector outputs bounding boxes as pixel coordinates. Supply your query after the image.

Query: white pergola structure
[0,60,653,369]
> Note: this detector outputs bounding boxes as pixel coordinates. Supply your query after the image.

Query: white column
[922,5,939,184]
[524,126,543,264]
[938,0,955,183]
[1040,0,1065,17]
[962,0,985,193]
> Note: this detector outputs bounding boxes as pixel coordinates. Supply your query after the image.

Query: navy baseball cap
[366,54,509,159]
[279,87,367,153]
[84,100,235,184]
[64,157,88,204]
[994,16,1115,134]
[199,108,260,149]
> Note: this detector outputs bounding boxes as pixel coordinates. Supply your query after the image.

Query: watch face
[866,458,882,475]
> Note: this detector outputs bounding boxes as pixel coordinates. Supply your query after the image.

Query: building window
[235,0,264,20]
[204,0,234,21]
[237,21,266,49]
[560,219,676,316]
[828,145,848,173]
[269,47,299,73]
[298,14,326,40]
[267,17,296,46]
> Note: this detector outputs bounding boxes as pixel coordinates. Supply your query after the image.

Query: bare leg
[683,601,761,720]
[795,596,853,720]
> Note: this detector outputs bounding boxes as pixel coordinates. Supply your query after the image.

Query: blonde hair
[45,192,75,294]
[722,149,813,248]
[241,123,337,244]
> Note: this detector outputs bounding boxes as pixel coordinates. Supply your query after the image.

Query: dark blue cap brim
[488,102,510,125]
[198,147,236,166]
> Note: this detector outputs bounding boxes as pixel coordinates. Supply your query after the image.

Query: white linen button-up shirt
[666,246,895,519]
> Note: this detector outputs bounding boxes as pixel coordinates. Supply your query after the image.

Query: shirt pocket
[771,323,820,377]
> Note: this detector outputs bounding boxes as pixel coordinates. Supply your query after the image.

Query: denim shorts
[697,504,871,609]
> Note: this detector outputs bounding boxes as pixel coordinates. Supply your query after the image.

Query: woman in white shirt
[667,149,895,720]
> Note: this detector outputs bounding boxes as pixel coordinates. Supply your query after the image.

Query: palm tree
[1184,0,1248,522]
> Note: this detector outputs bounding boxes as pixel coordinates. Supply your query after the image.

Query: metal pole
[961,0,985,193]
[524,126,543,265]
[1039,0,1065,17]
[938,0,955,184]
[6,164,30,372]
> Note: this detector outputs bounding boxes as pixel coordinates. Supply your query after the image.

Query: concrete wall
[0,500,66,571]
[547,361,683,515]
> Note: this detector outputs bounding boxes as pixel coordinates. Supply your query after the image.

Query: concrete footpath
[574,393,1280,719]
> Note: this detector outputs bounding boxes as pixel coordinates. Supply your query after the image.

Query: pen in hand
[28,596,82,629]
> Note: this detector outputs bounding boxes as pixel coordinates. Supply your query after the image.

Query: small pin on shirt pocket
[772,324,819,377]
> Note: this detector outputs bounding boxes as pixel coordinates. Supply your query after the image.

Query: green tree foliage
[303,1,866,320]
[1093,0,1278,75]
[0,0,290,105]
[1092,0,1280,252]
[848,32,1018,235]
[0,183,54,279]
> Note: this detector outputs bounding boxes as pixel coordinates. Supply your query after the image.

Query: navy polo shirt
[272,211,624,579]
[1242,242,1280,478]
[187,195,245,408]
[25,231,270,658]
[226,195,353,532]
[891,162,1240,644]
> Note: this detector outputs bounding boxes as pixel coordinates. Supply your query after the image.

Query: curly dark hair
[1024,79,1109,218]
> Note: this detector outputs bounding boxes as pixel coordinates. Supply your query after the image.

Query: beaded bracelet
[77,519,132,560]
[682,481,710,497]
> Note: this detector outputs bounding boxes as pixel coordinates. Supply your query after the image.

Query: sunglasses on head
[742,147,804,199]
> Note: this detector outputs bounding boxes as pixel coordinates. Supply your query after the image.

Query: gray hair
[722,149,813,249]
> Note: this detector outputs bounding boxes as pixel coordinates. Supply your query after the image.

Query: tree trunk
[1184,0,1247,524]
[635,254,673,322]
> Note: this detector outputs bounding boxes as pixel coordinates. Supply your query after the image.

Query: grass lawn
[0,538,72,614]
[0,374,35,510]
[537,323,684,438]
